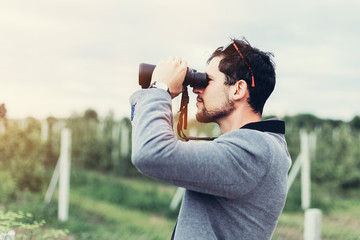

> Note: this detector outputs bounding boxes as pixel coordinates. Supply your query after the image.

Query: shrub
[0,210,69,240]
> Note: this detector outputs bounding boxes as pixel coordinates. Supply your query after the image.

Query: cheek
[204,83,217,95]
[204,83,227,100]
[203,88,220,107]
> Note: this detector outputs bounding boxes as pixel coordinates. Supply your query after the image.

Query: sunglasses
[223,42,255,87]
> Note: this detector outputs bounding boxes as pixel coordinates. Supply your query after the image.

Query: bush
[0,121,45,197]
[0,168,17,203]
[0,210,69,240]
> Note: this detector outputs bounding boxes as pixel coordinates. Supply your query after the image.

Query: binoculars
[138,63,209,89]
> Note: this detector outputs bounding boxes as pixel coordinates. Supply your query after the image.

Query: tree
[0,103,7,132]
[84,108,98,122]
[0,103,6,118]
[43,116,59,167]
[67,109,102,169]
[349,115,360,131]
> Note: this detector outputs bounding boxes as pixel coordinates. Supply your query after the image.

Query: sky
[1,0,359,121]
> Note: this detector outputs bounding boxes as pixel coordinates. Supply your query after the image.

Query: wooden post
[304,208,322,240]
[41,119,49,142]
[58,128,71,222]
[111,123,120,165]
[120,123,130,157]
[0,230,15,240]
[301,130,311,210]
[170,188,185,210]
[44,161,60,205]
[287,151,303,193]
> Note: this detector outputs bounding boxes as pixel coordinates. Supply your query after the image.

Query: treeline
[1,110,360,203]
[283,114,360,190]
[0,109,133,203]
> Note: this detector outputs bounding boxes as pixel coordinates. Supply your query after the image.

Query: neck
[217,107,261,134]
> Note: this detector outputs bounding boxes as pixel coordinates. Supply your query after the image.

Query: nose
[192,87,204,95]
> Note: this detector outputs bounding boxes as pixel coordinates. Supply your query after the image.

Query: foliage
[0,169,17,203]
[66,109,136,176]
[0,119,45,195]
[0,103,6,119]
[43,117,60,167]
[1,110,360,235]
[116,117,135,176]
[2,166,360,239]
[0,210,68,240]
[66,110,102,169]
[3,169,176,240]
[67,170,360,239]
[349,115,360,130]
[312,121,360,189]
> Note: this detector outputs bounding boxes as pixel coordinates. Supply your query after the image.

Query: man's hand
[151,56,187,98]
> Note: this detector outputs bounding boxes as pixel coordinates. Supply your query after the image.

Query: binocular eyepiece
[138,63,209,89]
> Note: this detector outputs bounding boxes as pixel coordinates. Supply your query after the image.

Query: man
[130,38,291,240]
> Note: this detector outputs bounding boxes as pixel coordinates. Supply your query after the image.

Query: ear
[230,80,248,101]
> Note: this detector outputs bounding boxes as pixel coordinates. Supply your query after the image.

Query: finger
[181,60,188,67]
[179,59,188,71]
[157,59,165,66]
[174,56,182,63]
[168,56,176,62]
[183,60,191,71]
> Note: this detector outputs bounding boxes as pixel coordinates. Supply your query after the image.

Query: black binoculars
[138,63,209,89]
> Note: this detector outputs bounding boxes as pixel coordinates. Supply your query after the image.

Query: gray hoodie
[130,88,291,240]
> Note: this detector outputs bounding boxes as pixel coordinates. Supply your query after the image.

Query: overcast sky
[1,0,359,121]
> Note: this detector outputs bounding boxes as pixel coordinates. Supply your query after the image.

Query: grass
[70,169,179,218]
[320,198,360,240]
[62,168,178,239]
[2,168,360,239]
[68,170,360,239]
[70,191,174,240]
[272,197,360,240]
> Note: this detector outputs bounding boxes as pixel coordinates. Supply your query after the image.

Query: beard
[196,98,234,123]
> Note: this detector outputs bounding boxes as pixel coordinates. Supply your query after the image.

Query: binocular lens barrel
[138,63,209,89]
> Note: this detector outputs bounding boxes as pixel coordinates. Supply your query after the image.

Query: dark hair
[208,38,276,115]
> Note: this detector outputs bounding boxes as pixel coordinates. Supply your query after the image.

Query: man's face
[193,56,234,123]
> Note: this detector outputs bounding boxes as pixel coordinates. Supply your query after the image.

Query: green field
[2,168,360,240]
